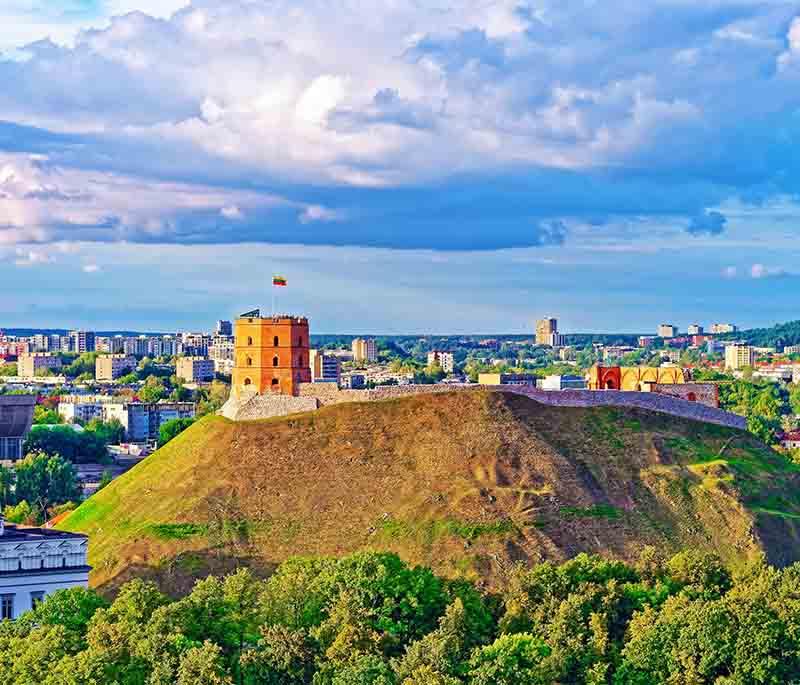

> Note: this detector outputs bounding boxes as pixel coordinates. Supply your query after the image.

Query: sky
[1,1,800,334]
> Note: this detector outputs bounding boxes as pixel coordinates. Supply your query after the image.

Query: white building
[711,323,738,334]
[658,324,678,338]
[725,343,755,370]
[176,356,215,383]
[540,375,587,391]
[687,324,704,335]
[427,351,455,374]
[0,518,90,620]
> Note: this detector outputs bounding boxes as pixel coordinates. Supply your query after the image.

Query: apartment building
[725,343,755,370]
[352,338,378,363]
[427,350,455,374]
[69,330,96,354]
[95,354,137,381]
[658,324,678,338]
[310,349,342,384]
[711,323,738,334]
[104,402,196,442]
[176,356,215,383]
[687,324,704,335]
[18,352,62,378]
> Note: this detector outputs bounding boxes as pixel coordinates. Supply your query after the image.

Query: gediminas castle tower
[232,310,311,397]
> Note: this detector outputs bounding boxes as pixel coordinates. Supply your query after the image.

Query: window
[273,336,280,347]
[273,356,279,367]
[246,357,253,367]
[30,592,45,609]
[271,379,279,388]
[298,336,304,347]
[1,594,14,621]
[247,337,253,346]
[244,378,252,386]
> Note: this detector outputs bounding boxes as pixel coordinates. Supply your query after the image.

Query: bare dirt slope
[60,391,800,595]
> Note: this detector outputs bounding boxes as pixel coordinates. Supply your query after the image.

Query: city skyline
[2,2,800,331]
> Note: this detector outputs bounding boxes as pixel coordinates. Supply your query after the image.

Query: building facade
[588,365,687,391]
[725,343,755,370]
[0,395,35,461]
[0,519,90,620]
[711,323,738,334]
[535,318,559,346]
[176,356,215,383]
[658,324,678,338]
[233,312,311,397]
[310,350,342,384]
[104,402,196,442]
[69,330,96,354]
[351,338,378,363]
[96,354,137,381]
[687,324,704,335]
[216,320,233,336]
[427,351,455,374]
[18,352,62,378]
[478,373,538,386]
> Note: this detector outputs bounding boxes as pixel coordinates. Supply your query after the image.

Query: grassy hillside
[60,391,800,595]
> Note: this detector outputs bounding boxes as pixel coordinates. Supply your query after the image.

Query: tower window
[274,336,279,347]
[271,378,279,387]
[246,357,253,367]
[273,356,279,367]
[244,378,252,386]
[299,336,304,346]
[247,336,253,346]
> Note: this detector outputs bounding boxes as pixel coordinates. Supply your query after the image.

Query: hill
[717,318,800,348]
[60,390,800,595]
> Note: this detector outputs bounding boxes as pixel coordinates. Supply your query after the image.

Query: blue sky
[1,1,800,334]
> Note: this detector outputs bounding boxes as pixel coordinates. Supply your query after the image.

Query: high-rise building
[536,318,559,346]
[215,320,233,336]
[687,324,704,335]
[658,324,678,338]
[232,311,311,397]
[352,338,378,363]
[69,330,96,354]
[310,349,342,384]
[711,323,738,334]
[725,343,755,370]
[427,351,455,374]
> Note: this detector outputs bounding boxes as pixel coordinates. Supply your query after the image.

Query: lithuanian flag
[273,275,288,287]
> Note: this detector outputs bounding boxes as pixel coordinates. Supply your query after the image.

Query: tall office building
[352,338,378,363]
[535,318,558,346]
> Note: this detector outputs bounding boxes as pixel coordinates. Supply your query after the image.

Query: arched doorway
[687,392,697,402]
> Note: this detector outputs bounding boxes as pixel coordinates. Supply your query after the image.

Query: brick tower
[232,311,311,397]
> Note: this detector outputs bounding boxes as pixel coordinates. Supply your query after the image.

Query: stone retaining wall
[221,382,746,431]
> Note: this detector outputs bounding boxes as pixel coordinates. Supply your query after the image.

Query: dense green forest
[720,319,800,348]
[3,550,800,684]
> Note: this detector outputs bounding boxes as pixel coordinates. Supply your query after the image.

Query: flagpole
[271,277,275,318]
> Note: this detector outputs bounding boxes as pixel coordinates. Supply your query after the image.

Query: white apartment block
[0,518,89,620]
[687,324,704,335]
[427,351,455,374]
[658,324,678,338]
[176,356,215,383]
[711,323,738,334]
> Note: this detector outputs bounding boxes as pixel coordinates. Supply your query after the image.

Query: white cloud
[220,205,244,220]
[299,205,345,224]
[14,247,54,267]
[82,263,101,273]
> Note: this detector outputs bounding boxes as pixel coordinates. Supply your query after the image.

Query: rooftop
[0,521,87,543]
[0,395,35,439]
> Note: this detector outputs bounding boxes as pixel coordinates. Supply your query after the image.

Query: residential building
[148,336,177,358]
[687,324,704,335]
[352,338,378,363]
[0,519,90,620]
[540,375,587,391]
[96,354,137,381]
[58,400,106,424]
[427,351,455,374]
[658,324,678,338]
[783,345,800,356]
[478,373,538,386]
[725,343,755,371]
[216,320,233,336]
[711,323,738,334]
[559,346,577,361]
[30,334,51,352]
[69,330,96,354]
[176,356,215,383]
[341,374,366,390]
[232,310,311,397]
[18,352,62,378]
[781,431,800,450]
[0,395,35,461]
[104,402,196,442]
[209,338,235,375]
[310,350,342,384]
[638,336,656,348]
[535,318,559,346]
[179,333,211,357]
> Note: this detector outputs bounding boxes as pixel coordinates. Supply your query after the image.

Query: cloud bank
[0,1,799,252]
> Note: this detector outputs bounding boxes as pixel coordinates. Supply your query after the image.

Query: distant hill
[59,390,800,595]
[717,320,800,348]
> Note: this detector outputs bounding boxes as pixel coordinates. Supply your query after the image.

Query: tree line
[1,549,799,684]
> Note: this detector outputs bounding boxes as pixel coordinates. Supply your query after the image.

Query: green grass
[377,517,518,545]
[147,523,207,540]
[560,504,622,520]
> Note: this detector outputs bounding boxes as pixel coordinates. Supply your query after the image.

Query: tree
[0,464,15,507]
[139,375,168,403]
[85,418,125,445]
[14,452,82,514]
[158,417,196,447]
[34,406,64,425]
[177,642,233,685]
[0,362,17,377]
[468,634,553,685]
[24,425,110,463]
[97,470,113,492]
[64,352,98,379]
